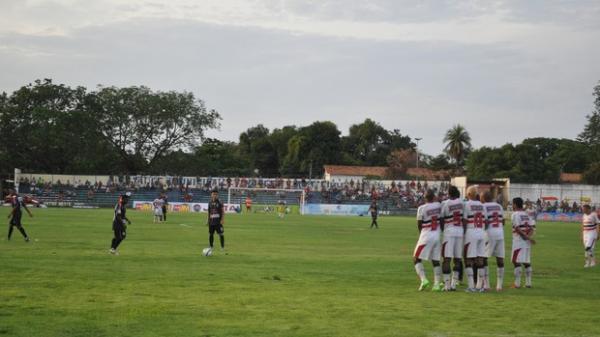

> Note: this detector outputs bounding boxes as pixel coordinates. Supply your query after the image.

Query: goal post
[227,187,306,215]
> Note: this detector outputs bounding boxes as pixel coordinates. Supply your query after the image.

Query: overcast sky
[1,0,599,155]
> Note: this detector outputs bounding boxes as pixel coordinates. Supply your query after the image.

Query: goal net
[227,187,306,215]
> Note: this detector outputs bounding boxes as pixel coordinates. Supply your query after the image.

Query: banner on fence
[304,203,370,216]
[536,212,582,223]
[133,201,241,214]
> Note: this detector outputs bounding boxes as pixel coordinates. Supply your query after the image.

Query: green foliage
[583,162,600,184]
[2,208,600,337]
[341,119,413,166]
[577,82,600,145]
[465,138,591,183]
[0,80,220,175]
[443,124,471,167]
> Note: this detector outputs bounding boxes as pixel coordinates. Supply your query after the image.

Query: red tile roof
[324,165,388,177]
[560,173,582,183]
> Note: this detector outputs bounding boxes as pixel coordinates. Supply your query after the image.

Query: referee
[109,192,132,255]
[369,200,379,229]
[7,189,32,242]
[207,189,225,251]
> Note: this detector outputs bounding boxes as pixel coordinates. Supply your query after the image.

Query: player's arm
[219,203,224,225]
[7,206,15,219]
[23,203,33,217]
[416,207,423,232]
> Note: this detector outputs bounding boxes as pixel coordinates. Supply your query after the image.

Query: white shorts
[442,236,463,259]
[583,231,598,250]
[414,235,441,261]
[511,247,531,264]
[486,237,505,258]
[464,232,486,258]
[154,208,163,216]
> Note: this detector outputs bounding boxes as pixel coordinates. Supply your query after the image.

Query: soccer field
[1,208,599,337]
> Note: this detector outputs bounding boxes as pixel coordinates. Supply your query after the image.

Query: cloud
[0,1,599,155]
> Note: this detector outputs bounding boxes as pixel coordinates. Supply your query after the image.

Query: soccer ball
[202,247,213,257]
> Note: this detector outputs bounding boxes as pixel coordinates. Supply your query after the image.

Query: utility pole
[415,138,422,169]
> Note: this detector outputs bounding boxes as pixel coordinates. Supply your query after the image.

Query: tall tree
[0,79,121,174]
[88,86,220,173]
[282,121,342,176]
[577,82,600,145]
[341,119,413,166]
[443,124,472,168]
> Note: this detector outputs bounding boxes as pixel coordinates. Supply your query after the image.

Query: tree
[583,162,600,185]
[281,121,342,176]
[88,86,220,173]
[443,124,472,168]
[578,82,600,145]
[387,149,417,178]
[0,79,122,174]
[427,154,452,171]
[341,119,413,166]
[465,141,562,183]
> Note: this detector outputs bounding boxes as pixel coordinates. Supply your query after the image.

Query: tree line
[1,79,599,184]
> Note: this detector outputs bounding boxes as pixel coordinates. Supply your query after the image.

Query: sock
[219,235,225,248]
[497,267,504,289]
[111,238,116,249]
[209,234,214,248]
[514,267,522,287]
[484,266,489,289]
[466,267,475,289]
[414,263,426,282]
[476,268,485,289]
[433,266,442,285]
[525,266,532,287]
[452,271,460,288]
[18,227,28,239]
[8,225,14,240]
[443,273,451,289]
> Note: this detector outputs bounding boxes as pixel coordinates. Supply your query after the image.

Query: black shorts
[10,214,22,226]
[209,224,224,235]
[113,222,127,239]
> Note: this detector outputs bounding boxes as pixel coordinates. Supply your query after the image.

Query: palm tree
[443,124,472,168]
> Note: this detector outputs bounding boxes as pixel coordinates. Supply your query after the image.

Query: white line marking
[179,224,191,227]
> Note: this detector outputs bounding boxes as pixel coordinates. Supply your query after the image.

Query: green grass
[1,208,599,337]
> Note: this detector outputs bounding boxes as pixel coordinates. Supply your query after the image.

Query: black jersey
[113,197,127,227]
[11,196,25,216]
[208,199,224,226]
[370,204,378,218]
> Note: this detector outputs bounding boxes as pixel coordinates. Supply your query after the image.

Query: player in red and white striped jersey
[581,204,598,268]
[440,186,464,291]
[481,191,505,291]
[413,190,443,292]
[463,186,487,292]
[511,197,536,288]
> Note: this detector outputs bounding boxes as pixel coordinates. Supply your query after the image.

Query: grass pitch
[1,208,599,337]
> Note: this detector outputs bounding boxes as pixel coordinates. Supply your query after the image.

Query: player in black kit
[7,189,32,242]
[207,189,225,251]
[369,201,379,229]
[109,192,132,255]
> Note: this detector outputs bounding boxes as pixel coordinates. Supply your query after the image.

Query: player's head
[448,185,460,199]
[211,189,219,200]
[583,204,592,215]
[481,191,493,203]
[122,191,131,201]
[425,189,436,203]
[513,197,524,210]
[466,185,479,200]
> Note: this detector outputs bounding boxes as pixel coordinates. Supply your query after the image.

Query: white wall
[510,183,600,203]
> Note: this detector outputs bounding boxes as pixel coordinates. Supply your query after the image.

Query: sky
[1,0,599,156]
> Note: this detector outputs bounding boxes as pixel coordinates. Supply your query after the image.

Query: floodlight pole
[415,138,422,169]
